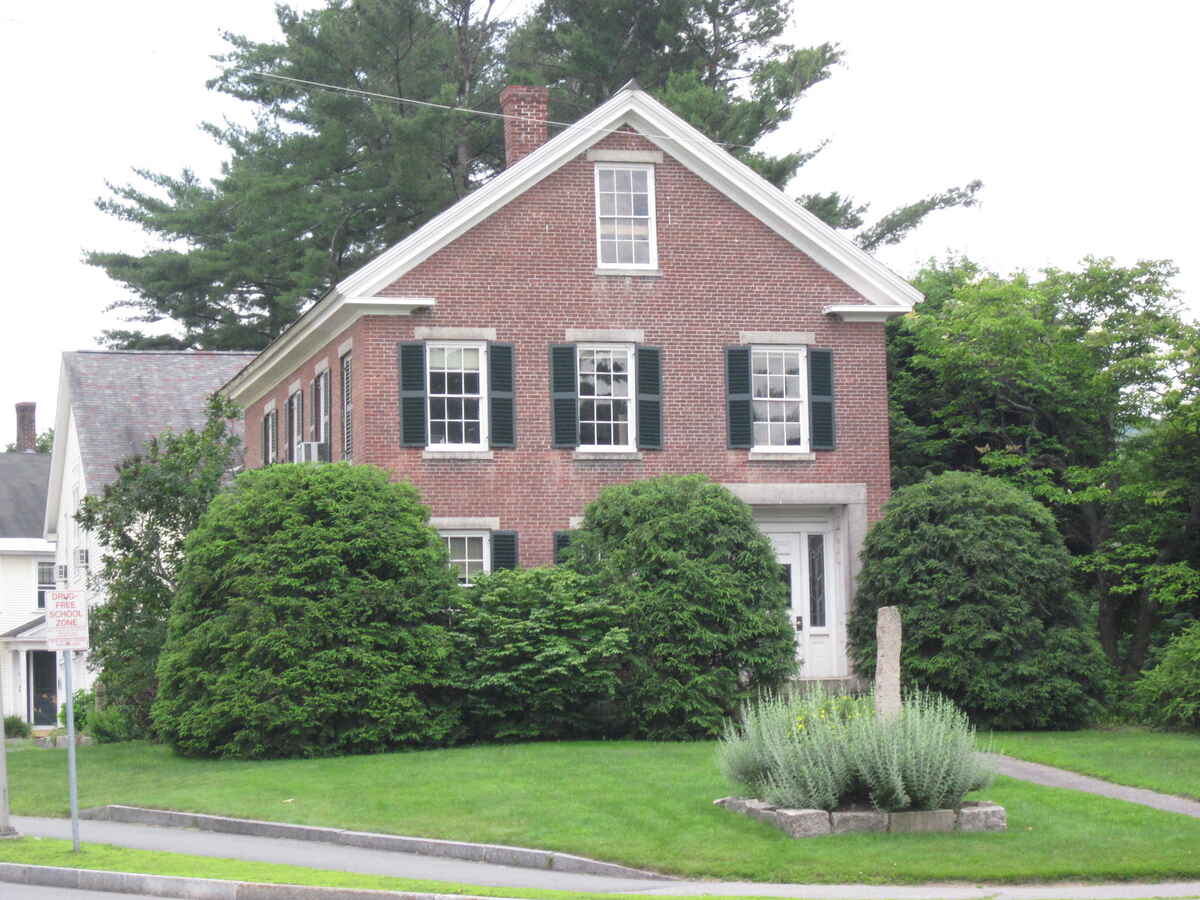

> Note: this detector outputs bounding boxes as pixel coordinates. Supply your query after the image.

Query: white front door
[764,529,839,678]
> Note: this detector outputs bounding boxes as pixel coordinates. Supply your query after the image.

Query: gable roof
[0,453,51,538]
[45,351,258,538]
[225,84,920,405]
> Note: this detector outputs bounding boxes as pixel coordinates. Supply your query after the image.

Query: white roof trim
[823,304,912,323]
[0,538,56,554]
[336,88,921,308]
[224,296,434,406]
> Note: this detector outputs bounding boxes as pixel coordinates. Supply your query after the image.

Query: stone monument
[875,605,902,720]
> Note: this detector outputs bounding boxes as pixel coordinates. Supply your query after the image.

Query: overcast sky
[1,1,1196,448]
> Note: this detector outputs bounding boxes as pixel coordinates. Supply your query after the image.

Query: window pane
[598,169,614,191]
[785,423,804,445]
[616,194,632,216]
[598,194,615,216]
[754,422,769,445]
[752,354,769,376]
[809,534,826,628]
[768,353,784,375]
[428,347,445,368]
[616,169,632,191]
[631,170,647,191]
[785,375,801,398]
[633,242,650,265]
[617,242,633,263]
[461,348,480,370]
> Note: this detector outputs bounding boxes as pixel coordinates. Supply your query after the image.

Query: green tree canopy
[75,397,241,735]
[89,0,979,349]
[888,257,1200,673]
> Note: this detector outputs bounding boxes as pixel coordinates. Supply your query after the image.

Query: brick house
[223,83,918,680]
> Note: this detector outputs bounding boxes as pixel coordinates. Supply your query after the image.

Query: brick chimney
[499,86,550,168]
[15,402,35,452]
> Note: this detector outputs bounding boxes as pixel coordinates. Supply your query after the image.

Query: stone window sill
[748,450,816,462]
[594,267,662,278]
[573,450,644,461]
[422,450,495,461]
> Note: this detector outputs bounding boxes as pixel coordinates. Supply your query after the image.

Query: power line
[242,70,763,153]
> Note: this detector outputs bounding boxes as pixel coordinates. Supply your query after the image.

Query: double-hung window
[399,340,515,451]
[311,368,332,460]
[261,409,278,465]
[751,347,808,450]
[36,561,54,609]
[725,345,835,452]
[427,343,487,449]
[340,352,353,459]
[442,532,489,586]
[286,389,304,462]
[550,342,662,451]
[577,345,635,450]
[595,164,657,269]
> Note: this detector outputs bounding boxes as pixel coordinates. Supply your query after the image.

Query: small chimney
[499,86,550,168]
[15,402,36,453]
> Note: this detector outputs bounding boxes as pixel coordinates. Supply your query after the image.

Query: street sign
[46,591,89,651]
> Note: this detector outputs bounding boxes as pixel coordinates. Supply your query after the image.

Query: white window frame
[577,343,637,452]
[750,345,810,453]
[425,341,489,452]
[340,352,353,460]
[36,561,54,610]
[594,163,658,270]
[440,530,491,586]
[287,390,304,462]
[263,410,278,464]
[314,369,332,447]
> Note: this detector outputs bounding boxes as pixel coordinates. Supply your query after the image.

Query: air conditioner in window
[297,441,326,463]
[75,549,89,567]
[56,564,69,581]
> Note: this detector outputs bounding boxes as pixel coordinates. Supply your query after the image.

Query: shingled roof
[60,351,257,495]
[0,452,51,538]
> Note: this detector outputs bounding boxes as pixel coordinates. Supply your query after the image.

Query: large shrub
[153,464,462,759]
[718,688,992,811]
[1134,622,1200,729]
[848,472,1111,730]
[563,474,795,739]
[455,568,629,741]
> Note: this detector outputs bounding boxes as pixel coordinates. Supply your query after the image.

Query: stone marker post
[875,606,902,720]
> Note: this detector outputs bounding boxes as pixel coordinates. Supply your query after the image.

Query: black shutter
[725,347,753,449]
[809,348,835,450]
[491,531,519,570]
[261,415,270,466]
[321,371,333,461]
[489,343,516,448]
[550,344,577,448]
[399,342,427,447]
[636,345,662,450]
[310,378,319,442]
[553,530,573,564]
[285,400,294,462]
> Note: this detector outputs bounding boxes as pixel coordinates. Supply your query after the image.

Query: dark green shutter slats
[550,344,577,448]
[489,343,516,448]
[725,347,753,449]
[321,372,333,461]
[636,345,663,450]
[553,530,573,564]
[809,348,835,450]
[261,415,270,466]
[491,531,519,570]
[399,342,427,447]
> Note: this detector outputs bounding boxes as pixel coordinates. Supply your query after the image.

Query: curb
[80,805,671,881]
[0,863,502,900]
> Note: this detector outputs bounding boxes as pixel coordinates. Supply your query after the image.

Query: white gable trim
[336,88,919,309]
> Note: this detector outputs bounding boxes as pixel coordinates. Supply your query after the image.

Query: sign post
[0,650,16,838]
[46,591,88,853]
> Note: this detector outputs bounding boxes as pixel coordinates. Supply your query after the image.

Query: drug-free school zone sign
[46,591,89,651]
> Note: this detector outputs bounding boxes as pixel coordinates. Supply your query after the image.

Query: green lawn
[992,728,1200,800]
[6,740,1200,884]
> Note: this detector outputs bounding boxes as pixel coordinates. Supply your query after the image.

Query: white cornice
[0,539,55,554]
[224,296,434,406]
[823,305,912,323]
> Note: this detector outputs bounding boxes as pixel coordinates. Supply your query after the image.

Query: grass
[6,740,1200,884]
[992,728,1200,800]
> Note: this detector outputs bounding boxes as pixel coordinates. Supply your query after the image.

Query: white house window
[36,561,54,609]
[286,390,304,462]
[341,353,353,459]
[595,164,656,268]
[751,346,808,450]
[442,532,489,586]
[314,369,331,448]
[427,343,488,449]
[262,410,278,465]
[578,345,635,449]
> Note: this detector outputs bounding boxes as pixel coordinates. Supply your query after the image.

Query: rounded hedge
[153,464,462,758]
[563,474,795,739]
[455,567,629,742]
[1134,622,1200,729]
[848,471,1111,729]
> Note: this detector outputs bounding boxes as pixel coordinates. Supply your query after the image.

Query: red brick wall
[243,129,894,566]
